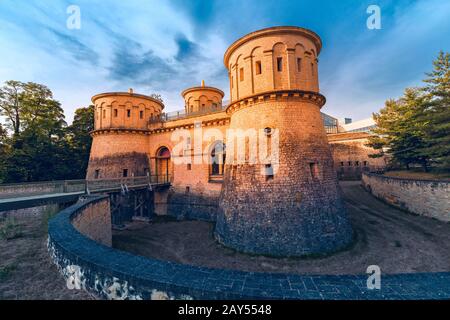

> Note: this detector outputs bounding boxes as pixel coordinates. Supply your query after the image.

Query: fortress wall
[362,173,450,222]
[328,133,387,180]
[226,28,320,102]
[149,121,228,220]
[87,132,150,179]
[93,94,163,131]
[71,196,112,246]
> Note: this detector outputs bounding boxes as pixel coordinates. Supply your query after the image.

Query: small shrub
[0,217,23,240]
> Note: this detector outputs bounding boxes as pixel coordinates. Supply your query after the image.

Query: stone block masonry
[362,173,450,222]
[48,195,450,300]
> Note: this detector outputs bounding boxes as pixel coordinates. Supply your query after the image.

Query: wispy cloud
[0,0,449,122]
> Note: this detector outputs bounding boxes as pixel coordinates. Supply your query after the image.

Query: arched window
[209,142,226,182]
[156,147,171,183]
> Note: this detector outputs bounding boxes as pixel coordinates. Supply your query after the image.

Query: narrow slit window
[127,109,131,117]
[348,161,352,166]
[363,161,368,166]
[309,163,319,179]
[255,61,262,75]
[297,58,302,72]
[123,169,128,177]
[114,109,118,117]
[311,62,315,76]
[94,169,100,179]
[187,163,191,171]
[277,57,283,72]
[355,161,360,166]
[239,67,244,81]
[139,110,144,119]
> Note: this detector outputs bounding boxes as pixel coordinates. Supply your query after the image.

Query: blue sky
[0,0,449,123]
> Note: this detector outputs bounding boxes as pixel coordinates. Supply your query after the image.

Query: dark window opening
[355,161,360,166]
[297,58,302,72]
[340,162,344,167]
[210,142,225,179]
[255,61,262,75]
[114,109,118,117]
[311,63,315,76]
[187,163,191,171]
[186,186,190,193]
[265,164,274,180]
[348,161,352,166]
[277,57,283,72]
[139,110,144,119]
[127,109,131,117]
[239,68,244,81]
[363,161,368,166]
[123,169,128,177]
[309,162,319,179]
[94,169,100,179]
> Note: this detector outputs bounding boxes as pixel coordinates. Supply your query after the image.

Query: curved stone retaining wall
[362,173,450,222]
[48,195,450,300]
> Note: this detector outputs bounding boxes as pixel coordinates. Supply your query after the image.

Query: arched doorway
[210,142,225,182]
[156,147,171,183]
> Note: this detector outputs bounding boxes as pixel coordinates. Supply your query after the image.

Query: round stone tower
[215,26,353,256]
[181,80,225,114]
[87,89,164,179]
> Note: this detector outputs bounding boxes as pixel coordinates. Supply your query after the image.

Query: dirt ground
[1,181,450,300]
[0,207,92,300]
[113,181,450,275]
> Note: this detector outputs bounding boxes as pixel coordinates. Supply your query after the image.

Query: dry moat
[112,182,450,275]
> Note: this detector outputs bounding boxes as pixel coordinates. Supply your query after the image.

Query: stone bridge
[0,176,171,225]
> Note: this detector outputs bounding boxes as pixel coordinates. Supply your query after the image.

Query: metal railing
[149,104,228,123]
[86,175,171,193]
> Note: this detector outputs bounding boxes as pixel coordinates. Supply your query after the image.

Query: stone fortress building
[87,26,386,256]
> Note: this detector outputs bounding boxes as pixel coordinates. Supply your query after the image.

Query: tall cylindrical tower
[215,26,353,256]
[86,89,164,179]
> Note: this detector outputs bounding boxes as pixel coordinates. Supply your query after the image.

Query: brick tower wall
[86,92,163,180]
[215,26,353,256]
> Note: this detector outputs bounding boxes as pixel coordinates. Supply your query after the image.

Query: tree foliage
[0,81,94,183]
[368,51,450,170]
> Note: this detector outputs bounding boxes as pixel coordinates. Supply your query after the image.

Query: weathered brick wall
[362,173,450,222]
[217,96,353,256]
[92,92,163,131]
[87,131,150,179]
[71,197,112,246]
[328,133,387,180]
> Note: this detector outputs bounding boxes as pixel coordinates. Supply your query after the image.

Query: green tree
[0,81,68,182]
[65,105,94,178]
[367,88,430,170]
[418,51,450,166]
